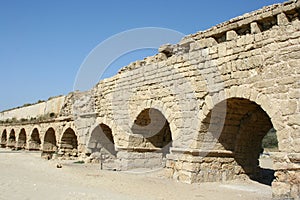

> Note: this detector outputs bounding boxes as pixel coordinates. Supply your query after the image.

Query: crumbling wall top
[181,0,299,42]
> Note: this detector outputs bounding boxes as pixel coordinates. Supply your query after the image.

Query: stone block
[277,13,289,26]
[182,162,199,172]
[275,171,288,182]
[279,100,297,116]
[288,88,300,99]
[288,114,300,126]
[272,182,291,198]
[290,184,300,200]
[251,22,261,34]
[292,139,300,152]
[226,30,237,41]
[177,170,195,183]
[174,160,183,170]
[218,43,227,57]
[164,168,174,178]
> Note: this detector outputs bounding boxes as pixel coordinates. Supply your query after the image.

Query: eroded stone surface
[0,1,299,199]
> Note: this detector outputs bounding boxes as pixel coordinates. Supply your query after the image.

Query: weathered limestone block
[251,22,261,34]
[192,37,218,51]
[226,30,237,41]
[158,44,174,57]
[279,100,298,116]
[272,182,292,199]
[218,43,227,57]
[277,13,289,26]
[292,138,300,152]
[272,152,300,199]
[116,150,164,170]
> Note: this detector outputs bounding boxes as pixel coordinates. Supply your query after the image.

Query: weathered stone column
[165,148,237,184]
[74,113,97,156]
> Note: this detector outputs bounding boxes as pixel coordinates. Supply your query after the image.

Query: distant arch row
[0,127,78,156]
[0,122,117,159]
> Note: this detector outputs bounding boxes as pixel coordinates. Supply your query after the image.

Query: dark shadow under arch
[88,123,116,156]
[1,130,7,147]
[43,128,57,153]
[60,128,78,155]
[199,97,276,185]
[131,108,172,157]
[7,129,16,148]
[17,128,27,150]
[29,128,41,150]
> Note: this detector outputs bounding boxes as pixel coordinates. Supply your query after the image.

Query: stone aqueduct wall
[0,96,65,121]
[0,1,300,199]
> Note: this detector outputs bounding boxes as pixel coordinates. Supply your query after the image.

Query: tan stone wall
[0,1,299,199]
[0,96,65,121]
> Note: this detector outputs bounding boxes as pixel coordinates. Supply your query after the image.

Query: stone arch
[1,129,7,147]
[29,128,41,150]
[42,128,57,153]
[131,107,172,157]
[17,128,27,150]
[201,86,281,138]
[204,86,289,150]
[198,96,276,184]
[130,100,177,143]
[88,123,116,157]
[7,129,16,148]
[59,127,78,156]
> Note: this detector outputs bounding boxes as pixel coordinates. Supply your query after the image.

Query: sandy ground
[0,148,273,200]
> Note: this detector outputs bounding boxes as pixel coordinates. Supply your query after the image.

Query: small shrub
[262,128,278,149]
[20,118,28,122]
[73,160,85,164]
[49,113,56,118]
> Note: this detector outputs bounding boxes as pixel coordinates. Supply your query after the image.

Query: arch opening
[1,130,7,148]
[88,123,116,157]
[259,127,278,185]
[131,108,172,157]
[59,128,78,157]
[29,128,41,150]
[7,129,16,148]
[42,128,57,153]
[199,98,276,185]
[17,128,27,150]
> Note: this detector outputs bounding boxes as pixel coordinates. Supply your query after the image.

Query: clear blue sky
[0,0,286,111]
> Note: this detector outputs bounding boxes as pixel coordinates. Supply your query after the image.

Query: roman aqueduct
[0,1,299,199]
